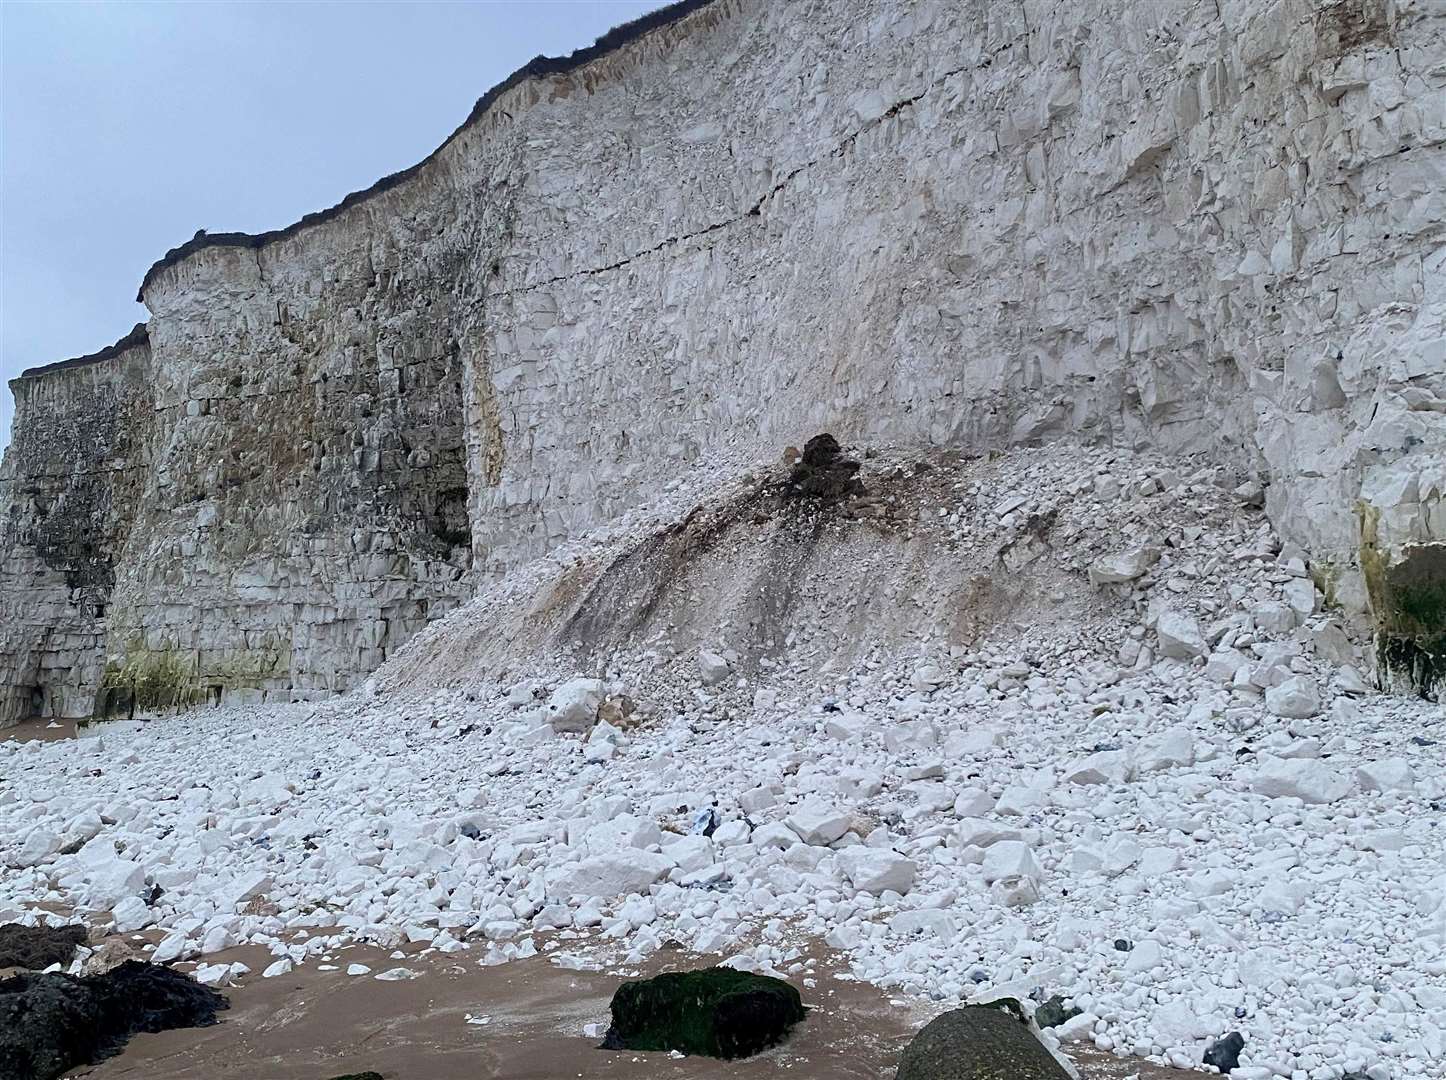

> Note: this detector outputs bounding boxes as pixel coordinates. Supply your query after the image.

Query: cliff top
[14,1,714,382]
[134,0,715,303]
[16,323,150,380]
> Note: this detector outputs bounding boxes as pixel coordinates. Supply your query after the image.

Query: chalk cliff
[2,0,1443,723]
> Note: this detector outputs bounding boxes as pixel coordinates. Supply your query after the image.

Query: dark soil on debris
[0,960,227,1080]
[0,923,88,971]
[784,433,866,500]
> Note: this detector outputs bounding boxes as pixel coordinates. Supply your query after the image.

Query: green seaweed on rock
[601,967,806,1060]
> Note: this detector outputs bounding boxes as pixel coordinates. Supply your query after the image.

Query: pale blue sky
[0,0,662,451]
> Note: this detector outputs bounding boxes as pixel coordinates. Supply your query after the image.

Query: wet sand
[0,716,81,743]
[67,941,1180,1079]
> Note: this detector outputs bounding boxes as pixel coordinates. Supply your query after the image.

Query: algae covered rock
[0,960,226,1080]
[0,923,88,970]
[896,1003,1070,1080]
[601,966,806,1059]
[0,970,99,1080]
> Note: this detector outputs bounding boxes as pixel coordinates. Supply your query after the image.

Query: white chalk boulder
[546,678,605,733]
[837,847,917,896]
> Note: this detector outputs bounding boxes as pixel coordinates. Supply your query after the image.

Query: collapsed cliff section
[374,439,1302,715]
[3,0,1443,720]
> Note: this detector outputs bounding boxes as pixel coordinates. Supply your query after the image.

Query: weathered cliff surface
[3,0,1443,722]
[0,331,153,721]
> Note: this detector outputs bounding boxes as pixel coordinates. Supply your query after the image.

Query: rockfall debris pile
[1,442,1442,1080]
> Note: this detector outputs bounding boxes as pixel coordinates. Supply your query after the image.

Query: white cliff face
[2,0,1443,719]
[454,0,1443,593]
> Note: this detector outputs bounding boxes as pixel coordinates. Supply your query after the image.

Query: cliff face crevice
[3,0,1443,722]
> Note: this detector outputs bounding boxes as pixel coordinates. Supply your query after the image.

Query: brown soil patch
[0,716,80,743]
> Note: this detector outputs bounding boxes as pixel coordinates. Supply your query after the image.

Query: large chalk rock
[547,851,673,899]
[545,678,605,733]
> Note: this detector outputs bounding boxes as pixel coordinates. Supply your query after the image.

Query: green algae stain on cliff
[203,640,288,687]
[99,639,290,716]
[1308,559,1343,611]
[469,345,506,487]
[101,648,203,715]
[1374,546,1446,700]
[1356,502,1446,699]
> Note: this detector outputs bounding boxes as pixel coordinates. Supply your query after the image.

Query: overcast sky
[0,0,662,452]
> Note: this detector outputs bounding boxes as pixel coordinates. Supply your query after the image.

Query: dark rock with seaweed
[600,966,806,1059]
[0,960,226,1080]
[895,1003,1070,1080]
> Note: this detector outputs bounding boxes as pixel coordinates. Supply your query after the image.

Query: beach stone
[216,870,271,913]
[990,876,1041,908]
[109,897,153,935]
[83,859,147,909]
[1250,601,1297,635]
[1356,757,1416,793]
[698,650,732,685]
[1134,725,1196,772]
[15,830,62,869]
[785,804,852,846]
[1088,547,1159,586]
[1064,750,1132,785]
[1156,611,1207,659]
[896,1004,1070,1079]
[836,847,916,896]
[601,967,805,1059]
[981,841,1043,884]
[1203,1031,1245,1073]
[1034,994,1081,1030]
[548,851,673,899]
[1308,621,1355,665]
[1251,757,1350,804]
[1283,577,1317,616]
